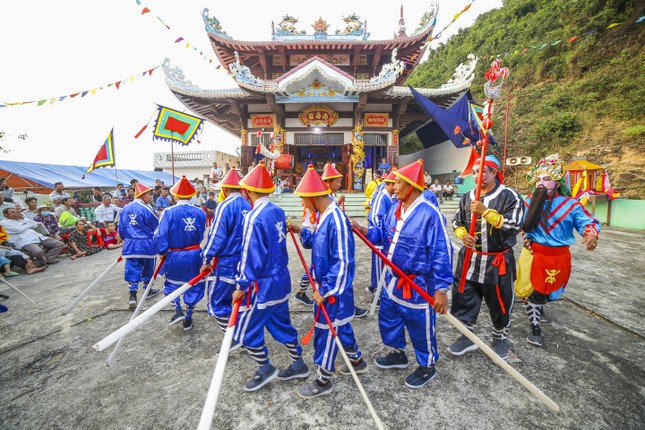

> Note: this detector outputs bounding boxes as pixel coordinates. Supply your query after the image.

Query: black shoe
[405,365,437,389]
[244,365,278,392]
[144,288,160,299]
[527,324,544,347]
[128,291,137,310]
[491,338,509,360]
[375,350,409,369]
[294,291,313,307]
[169,309,185,326]
[338,358,368,375]
[354,306,368,318]
[298,380,333,399]
[278,358,310,381]
[448,334,479,356]
[183,318,193,331]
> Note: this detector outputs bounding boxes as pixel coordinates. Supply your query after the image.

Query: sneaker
[354,306,368,318]
[128,292,137,310]
[169,309,185,326]
[144,288,160,299]
[375,350,409,369]
[278,359,310,381]
[297,380,333,399]
[338,358,368,375]
[448,334,479,356]
[527,324,544,347]
[0,304,8,313]
[244,365,279,392]
[294,291,313,307]
[405,365,437,389]
[491,338,509,360]
[183,318,193,331]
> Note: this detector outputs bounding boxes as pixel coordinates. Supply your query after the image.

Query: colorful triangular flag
[84,128,116,178]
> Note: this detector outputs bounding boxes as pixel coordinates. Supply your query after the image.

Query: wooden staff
[197,297,242,430]
[107,256,166,366]
[353,226,560,412]
[62,255,123,315]
[0,277,39,308]
[93,269,210,352]
[289,229,386,430]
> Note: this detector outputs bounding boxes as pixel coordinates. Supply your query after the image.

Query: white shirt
[443,184,454,192]
[430,184,442,193]
[94,203,119,223]
[0,217,47,249]
[211,167,223,180]
[23,209,40,220]
[49,191,70,206]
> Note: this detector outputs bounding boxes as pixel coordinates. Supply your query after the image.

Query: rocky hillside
[405,0,645,198]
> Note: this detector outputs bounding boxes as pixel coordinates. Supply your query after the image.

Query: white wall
[400,140,471,176]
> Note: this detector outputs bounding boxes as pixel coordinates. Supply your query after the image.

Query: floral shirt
[34,213,60,236]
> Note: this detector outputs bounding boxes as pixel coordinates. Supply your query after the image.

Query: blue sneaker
[244,365,278,392]
[405,365,436,389]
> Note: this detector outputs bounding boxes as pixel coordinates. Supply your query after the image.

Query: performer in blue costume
[449,155,524,360]
[366,170,396,295]
[153,176,206,331]
[290,165,367,399]
[515,154,599,347]
[118,182,160,309]
[200,167,251,339]
[353,159,453,389]
[232,161,308,392]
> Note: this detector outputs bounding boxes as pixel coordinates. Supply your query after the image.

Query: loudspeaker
[519,156,532,165]
[506,157,520,166]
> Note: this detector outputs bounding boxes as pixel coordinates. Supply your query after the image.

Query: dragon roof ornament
[370,49,405,84]
[439,54,478,89]
[202,8,231,39]
[162,58,204,93]
[229,52,266,87]
[413,2,439,35]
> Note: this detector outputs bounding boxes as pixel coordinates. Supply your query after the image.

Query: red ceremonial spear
[458,59,509,293]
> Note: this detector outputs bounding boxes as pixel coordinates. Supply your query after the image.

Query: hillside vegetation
[404,0,645,198]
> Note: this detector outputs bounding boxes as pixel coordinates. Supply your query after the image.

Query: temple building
[163,5,477,190]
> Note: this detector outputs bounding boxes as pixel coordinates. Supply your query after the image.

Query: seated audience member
[424,170,432,189]
[0,177,14,202]
[113,183,127,199]
[430,179,443,204]
[125,187,135,202]
[92,187,104,202]
[100,221,123,250]
[55,197,79,219]
[22,197,40,220]
[204,192,217,215]
[94,194,119,228]
[34,204,62,240]
[68,219,103,260]
[0,243,46,275]
[49,182,70,207]
[156,187,171,211]
[111,196,123,223]
[0,207,65,266]
[442,180,455,201]
[0,194,15,221]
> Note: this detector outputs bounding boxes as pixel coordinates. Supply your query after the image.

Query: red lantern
[257,129,263,137]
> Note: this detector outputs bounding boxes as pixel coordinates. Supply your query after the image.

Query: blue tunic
[118,199,159,288]
[367,188,394,290]
[202,193,251,317]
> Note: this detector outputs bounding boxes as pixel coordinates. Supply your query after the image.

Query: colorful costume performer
[366,172,395,293]
[296,165,366,398]
[153,177,206,330]
[366,160,453,388]
[118,183,159,308]
[450,155,524,360]
[202,168,251,332]
[515,154,600,346]
[233,162,306,392]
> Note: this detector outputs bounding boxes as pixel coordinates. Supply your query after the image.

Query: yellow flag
[606,22,621,29]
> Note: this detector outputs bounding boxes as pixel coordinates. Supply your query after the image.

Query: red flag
[568,35,579,43]
[460,146,480,177]
[164,116,191,134]
[141,7,150,15]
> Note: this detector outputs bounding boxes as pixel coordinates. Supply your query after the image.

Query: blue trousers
[163,280,205,309]
[234,294,300,357]
[370,248,383,290]
[378,290,438,367]
[125,257,155,291]
[207,259,237,318]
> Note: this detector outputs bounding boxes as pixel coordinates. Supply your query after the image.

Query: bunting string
[134,0,224,71]
[0,66,160,109]
[426,0,476,45]
[479,15,644,61]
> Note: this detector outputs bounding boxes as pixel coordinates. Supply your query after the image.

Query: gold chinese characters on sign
[298,105,339,126]
[290,54,350,66]
[250,114,276,128]
[364,113,389,127]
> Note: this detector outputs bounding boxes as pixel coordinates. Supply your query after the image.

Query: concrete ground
[1,208,644,430]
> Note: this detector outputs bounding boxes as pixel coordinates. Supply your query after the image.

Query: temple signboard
[250,114,276,128]
[364,113,389,127]
[298,105,339,126]
[290,54,350,66]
